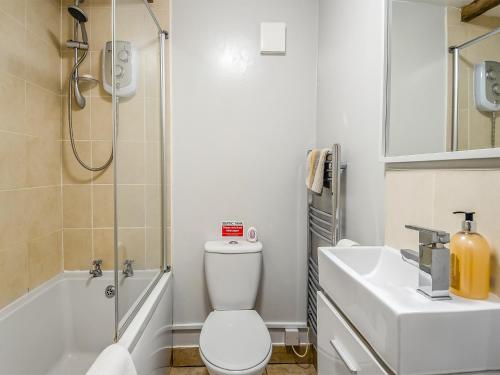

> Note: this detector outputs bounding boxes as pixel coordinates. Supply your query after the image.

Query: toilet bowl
[200,241,271,375]
[199,310,271,375]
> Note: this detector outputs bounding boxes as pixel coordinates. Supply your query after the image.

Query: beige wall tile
[64,228,92,270]
[0,190,28,248]
[118,98,145,141]
[143,47,161,98]
[91,96,113,140]
[0,243,28,309]
[63,185,92,228]
[26,83,62,140]
[117,185,145,228]
[118,228,145,268]
[90,6,111,53]
[0,131,28,190]
[27,0,61,47]
[27,187,62,240]
[145,143,161,185]
[93,228,116,270]
[28,230,62,289]
[0,0,27,25]
[116,141,145,184]
[146,184,161,227]
[0,10,26,79]
[26,31,61,94]
[145,226,161,269]
[145,97,160,141]
[114,5,145,47]
[27,137,61,187]
[0,73,26,134]
[93,184,114,228]
[384,170,436,250]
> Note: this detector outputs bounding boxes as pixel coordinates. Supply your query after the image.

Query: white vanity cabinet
[317,292,388,375]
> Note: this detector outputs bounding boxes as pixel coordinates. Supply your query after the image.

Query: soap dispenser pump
[450,211,491,299]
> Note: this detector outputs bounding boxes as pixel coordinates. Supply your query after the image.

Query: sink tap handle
[404,225,450,246]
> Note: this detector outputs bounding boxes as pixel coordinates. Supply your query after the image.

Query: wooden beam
[461,0,500,22]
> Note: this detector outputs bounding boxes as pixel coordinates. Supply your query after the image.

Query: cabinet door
[317,292,388,375]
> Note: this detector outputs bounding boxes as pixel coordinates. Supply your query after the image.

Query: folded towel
[86,344,137,375]
[306,149,329,194]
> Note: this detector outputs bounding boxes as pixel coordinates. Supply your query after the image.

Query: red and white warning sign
[221,221,244,237]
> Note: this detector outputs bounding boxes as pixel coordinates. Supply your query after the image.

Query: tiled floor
[170,364,317,375]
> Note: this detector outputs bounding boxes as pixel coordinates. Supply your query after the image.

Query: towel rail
[309,205,332,218]
[306,144,346,346]
[308,213,333,229]
[309,221,333,238]
[309,227,333,244]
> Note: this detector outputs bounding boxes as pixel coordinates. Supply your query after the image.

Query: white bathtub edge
[118,271,172,353]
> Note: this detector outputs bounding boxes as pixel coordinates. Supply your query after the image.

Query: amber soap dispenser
[450,211,491,299]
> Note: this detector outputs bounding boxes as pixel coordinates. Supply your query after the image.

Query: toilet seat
[199,310,272,372]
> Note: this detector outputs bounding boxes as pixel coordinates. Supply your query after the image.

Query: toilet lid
[200,310,272,371]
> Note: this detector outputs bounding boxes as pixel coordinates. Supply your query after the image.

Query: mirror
[385,0,500,159]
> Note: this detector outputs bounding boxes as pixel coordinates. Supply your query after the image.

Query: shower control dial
[118,49,129,62]
[115,64,124,78]
[493,83,500,96]
[487,70,497,81]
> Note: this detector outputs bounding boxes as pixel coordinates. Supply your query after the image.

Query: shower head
[68,5,88,44]
[68,5,88,23]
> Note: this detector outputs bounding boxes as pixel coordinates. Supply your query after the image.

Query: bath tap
[401,225,451,300]
[123,259,135,277]
[89,259,103,278]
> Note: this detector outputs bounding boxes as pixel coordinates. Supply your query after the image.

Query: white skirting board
[172,322,309,347]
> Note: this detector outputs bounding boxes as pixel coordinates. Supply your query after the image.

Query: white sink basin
[319,246,500,375]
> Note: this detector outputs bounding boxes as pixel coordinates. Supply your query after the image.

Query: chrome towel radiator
[307,144,346,344]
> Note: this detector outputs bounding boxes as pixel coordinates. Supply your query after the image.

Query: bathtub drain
[105,285,116,298]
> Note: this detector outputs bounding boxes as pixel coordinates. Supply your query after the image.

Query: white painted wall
[388,0,447,156]
[316,0,386,245]
[171,0,318,332]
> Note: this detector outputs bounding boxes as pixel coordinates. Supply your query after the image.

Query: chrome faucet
[89,259,103,278]
[123,259,134,277]
[401,225,451,300]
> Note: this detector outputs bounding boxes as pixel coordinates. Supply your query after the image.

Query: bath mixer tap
[123,259,134,277]
[89,259,103,278]
[401,225,451,300]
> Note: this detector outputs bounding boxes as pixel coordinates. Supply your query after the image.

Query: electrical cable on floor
[291,327,310,358]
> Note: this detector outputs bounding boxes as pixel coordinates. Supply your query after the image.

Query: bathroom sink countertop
[319,245,500,375]
[321,246,500,314]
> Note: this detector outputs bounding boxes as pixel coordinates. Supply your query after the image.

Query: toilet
[200,240,272,375]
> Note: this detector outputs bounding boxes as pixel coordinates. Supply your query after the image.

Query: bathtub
[0,270,172,375]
